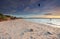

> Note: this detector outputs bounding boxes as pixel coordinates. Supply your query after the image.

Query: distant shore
[0,13,17,22]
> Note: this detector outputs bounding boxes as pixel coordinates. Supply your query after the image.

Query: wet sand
[0,19,60,39]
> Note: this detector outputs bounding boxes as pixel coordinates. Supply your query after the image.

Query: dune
[0,19,60,39]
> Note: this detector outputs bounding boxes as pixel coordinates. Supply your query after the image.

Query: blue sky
[0,0,60,16]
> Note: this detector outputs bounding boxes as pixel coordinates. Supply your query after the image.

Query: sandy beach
[0,19,60,39]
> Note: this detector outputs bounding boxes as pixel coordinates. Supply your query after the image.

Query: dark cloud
[0,0,60,16]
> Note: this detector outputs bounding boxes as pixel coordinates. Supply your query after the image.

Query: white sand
[0,19,60,39]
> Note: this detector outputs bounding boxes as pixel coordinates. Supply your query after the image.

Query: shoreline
[0,19,60,28]
[0,19,60,39]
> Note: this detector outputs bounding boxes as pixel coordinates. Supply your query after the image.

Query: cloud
[0,0,60,15]
[23,0,60,15]
[30,0,39,4]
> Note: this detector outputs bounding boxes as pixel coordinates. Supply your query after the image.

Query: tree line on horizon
[0,13,17,21]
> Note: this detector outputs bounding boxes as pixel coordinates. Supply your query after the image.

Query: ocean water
[24,19,60,25]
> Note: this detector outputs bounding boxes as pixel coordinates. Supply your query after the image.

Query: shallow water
[24,19,60,25]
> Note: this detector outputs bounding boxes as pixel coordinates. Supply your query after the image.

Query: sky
[0,0,60,17]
